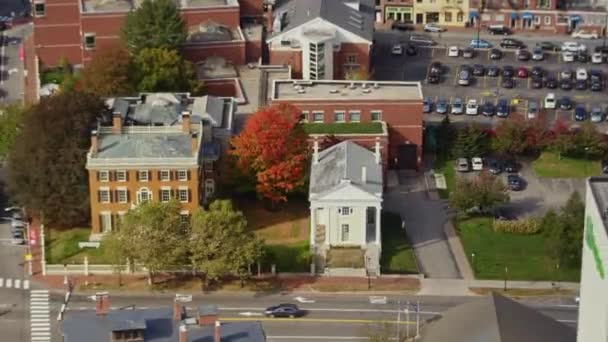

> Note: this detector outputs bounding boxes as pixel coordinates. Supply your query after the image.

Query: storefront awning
[522,12,533,20]
[570,14,582,22]
[510,12,518,20]
[469,11,478,19]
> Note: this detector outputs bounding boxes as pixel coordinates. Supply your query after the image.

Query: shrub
[492,218,540,234]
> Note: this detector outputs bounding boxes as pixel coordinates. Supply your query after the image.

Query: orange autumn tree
[230,104,309,203]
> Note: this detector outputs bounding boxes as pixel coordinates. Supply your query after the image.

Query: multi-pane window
[34,2,45,17]
[160,189,171,202]
[544,16,551,25]
[312,111,324,123]
[178,188,189,203]
[138,170,149,182]
[137,188,151,204]
[116,188,128,203]
[444,12,452,22]
[177,170,188,181]
[300,111,309,122]
[98,171,109,182]
[84,33,96,50]
[340,207,351,216]
[116,170,127,182]
[98,188,110,203]
[159,170,170,182]
[349,111,361,122]
[334,111,346,122]
[100,213,112,233]
[346,54,357,64]
[371,110,382,121]
[341,224,350,241]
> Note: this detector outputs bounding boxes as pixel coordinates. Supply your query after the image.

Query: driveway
[384,171,461,279]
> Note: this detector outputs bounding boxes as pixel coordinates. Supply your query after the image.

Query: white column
[310,206,316,246]
[375,206,381,246]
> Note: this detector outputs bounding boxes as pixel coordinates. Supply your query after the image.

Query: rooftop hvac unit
[297,89,306,94]
[361,83,368,89]
[362,89,372,94]
[373,82,380,89]
[330,89,340,94]
[349,83,356,89]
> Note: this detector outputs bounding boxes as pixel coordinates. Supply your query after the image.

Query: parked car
[590,69,603,82]
[466,99,479,115]
[430,61,442,74]
[462,47,475,58]
[410,35,436,46]
[456,158,470,172]
[451,97,464,114]
[591,107,605,123]
[572,29,599,39]
[435,98,448,114]
[531,76,543,89]
[592,52,603,64]
[489,48,502,60]
[531,66,543,77]
[502,77,514,88]
[500,38,525,49]
[471,157,483,171]
[562,51,575,62]
[494,207,517,221]
[496,98,509,117]
[405,44,418,56]
[545,77,558,89]
[472,64,485,76]
[602,160,608,174]
[502,65,514,77]
[561,41,587,52]
[507,175,523,191]
[458,69,471,86]
[481,101,495,116]
[575,79,587,90]
[527,101,539,119]
[265,304,302,318]
[574,105,587,121]
[560,79,573,90]
[391,44,403,55]
[576,67,588,81]
[532,47,544,61]
[10,229,25,245]
[448,45,460,57]
[427,73,440,84]
[503,159,518,173]
[488,25,511,35]
[544,93,556,109]
[576,51,589,63]
[591,80,603,91]
[595,45,608,57]
[486,65,500,77]
[537,41,560,52]
[488,159,502,174]
[391,21,415,31]
[424,23,446,32]
[559,96,573,110]
[423,98,433,113]
[516,66,528,78]
[561,69,574,79]
[517,50,531,61]
[470,39,492,48]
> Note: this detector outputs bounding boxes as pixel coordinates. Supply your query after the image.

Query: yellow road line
[221,317,416,325]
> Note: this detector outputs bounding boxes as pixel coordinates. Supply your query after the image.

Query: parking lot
[373,31,608,131]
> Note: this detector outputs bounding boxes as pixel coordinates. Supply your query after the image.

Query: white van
[544,93,556,109]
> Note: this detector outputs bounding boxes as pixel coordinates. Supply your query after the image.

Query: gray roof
[272,0,374,41]
[97,133,195,159]
[61,308,266,342]
[192,96,225,127]
[588,177,608,236]
[422,293,576,342]
[309,140,382,196]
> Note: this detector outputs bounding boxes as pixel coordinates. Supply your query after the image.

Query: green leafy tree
[492,120,528,155]
[436,116,456,157]
[0,104,25,158]
[7,93,104,226]
[189,200,263,289]
[543,192,585,267]
[108,200,188,285]
[102,231,130,286]
[551,123,607,159]
[542,209,563,262]
[134,48,202,93]
[450,171,509,213]
[452,124,489,158]
[80,46,136,96]
[122,0,186,54]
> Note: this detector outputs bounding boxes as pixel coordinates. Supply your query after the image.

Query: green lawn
[434,158,456,199]
[45,228,113,264]
[381,213,419,274]
[303,122,383,135]
[532,151,600,178]
[457,217,580,282]
[326,248,365,268]
[263,241,311,273]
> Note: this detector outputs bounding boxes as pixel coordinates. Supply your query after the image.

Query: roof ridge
[343,140,350,181]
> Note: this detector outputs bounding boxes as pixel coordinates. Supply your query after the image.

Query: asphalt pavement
[1,23,32,104]
[49,292,579,341]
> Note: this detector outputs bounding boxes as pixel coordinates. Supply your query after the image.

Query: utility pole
[397,300,401,341]
[406,300,410,339]
[416,300,421,338]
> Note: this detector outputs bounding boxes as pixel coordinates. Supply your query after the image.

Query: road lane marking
[6,278,12,288]
[221,317,415,325]
[0,278,3,287]
[23,280,29,289]
[14,279,20,288]
[268,337,370,340]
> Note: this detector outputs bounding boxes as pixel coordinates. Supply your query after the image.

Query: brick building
[270,80,423,169]
[85,93,236,236]
[265,0,374,80]
[32,0,264,68]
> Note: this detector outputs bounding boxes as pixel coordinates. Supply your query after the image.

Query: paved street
[1,23,32,104]
[47,292,579,341]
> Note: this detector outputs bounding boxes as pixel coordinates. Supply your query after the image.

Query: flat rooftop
[96,131,194,159]
[272,80,423,101]
[81,0,237,13]
[589,177,608,235]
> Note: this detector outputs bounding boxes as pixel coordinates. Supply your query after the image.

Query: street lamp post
[471,252,476,274]
[504,266,509,292]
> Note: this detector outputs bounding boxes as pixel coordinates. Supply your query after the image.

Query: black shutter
[126,190,130,203]
[96,171,100,181]
[109,190,113,203]
[108,171,113,182]
[135,171,139,181]
[97,190,101,203]
[147,170,151,181]
[187,170,191,181]
[188,189,192,203]
[125,171,129,182]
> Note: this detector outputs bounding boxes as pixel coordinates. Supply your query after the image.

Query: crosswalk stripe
[0,278,3,287]
[31,319,50,323]
[30,331,51,335]
[14,279,20,288]
[31,327,50,331]
[30,294,49,298]
[23,280,29,289]
[31,337,51,341]
[6,278,12,288]
[30,290,49,293]
[31,316,49,320]
[31,323,50,327]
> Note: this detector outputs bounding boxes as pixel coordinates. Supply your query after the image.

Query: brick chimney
[182,111,191,134]
[266,4,273,33]
[112,112,122,134]
[214,321,221,342]
[173,300,184,322]
[95,292,109,316]
[191,132,199,157]
[90,130,98,157]
[374,138,381,164]
[179,324,187,342]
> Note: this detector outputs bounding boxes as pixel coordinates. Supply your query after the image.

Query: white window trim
[116,187,128,204]
[349,110,361,122]
[34,1,45,17]
[136,187,152,204]
[312,111,324,123]
[99,187,110,204]
[100,211,112,233]
[159,170,170,182]
[98,170,109,182]
[178,187,189,203]
[160,188,171,203]
[544,16,551,25]
[177,169,188,181]
[84,33,96,50]
[339,206,352,216]
[334,110,346,123]
[116,170,127,182]
[138,170,149,182]
[300,110,309,122]
[341,224,350,242]
[371,110,382,122]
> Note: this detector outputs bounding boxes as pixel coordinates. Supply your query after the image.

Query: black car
[574,105,587,121]
[502,77,514,88]
[559,96,573,110]
[429,61,442,74]
[517,50,531,61]
[531,66,543,77]
[502,65,515,77]
[481,102,495,116]
[537,41,560,52]
[590,69,603,81]
[494,207,517,221]
[488,159,502,174]
[503,159,518,173]
[488,26,512,35]
[496,99,509,117]
[500,38,525,49]
[591,81,603,91]
[405,44,418,56]
[595,45,608,57]
[602,160,608,174]
[265,304,302,318]
[486,65,500,77]
[545,77,558,89]
[507,175,523,191]
[575,79,587,90]
[392,21,415,31]
[560,79,572,90]
[489,48,502,60]
[472,64,485,76]
[576,52,589,63]
[530,76,542,89]
[428,74,440,84]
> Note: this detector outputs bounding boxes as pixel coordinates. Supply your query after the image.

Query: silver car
[451,97,464,114]
[527,101,539,119]
[591,107,605,123]
[456,158,470,172]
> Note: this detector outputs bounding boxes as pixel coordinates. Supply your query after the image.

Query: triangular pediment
[313,182,381,202]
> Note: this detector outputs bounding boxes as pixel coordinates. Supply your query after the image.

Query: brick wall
[333,43,370,79]
[32,0,81,67]
[182,41,246,65]
[268,49,303,78]
[246,39,262,63]
[80,14,126,65]
[181,7,240,30]
[239,0,264,18]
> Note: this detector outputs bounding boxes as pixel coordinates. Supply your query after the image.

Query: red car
[516,67,528,78]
